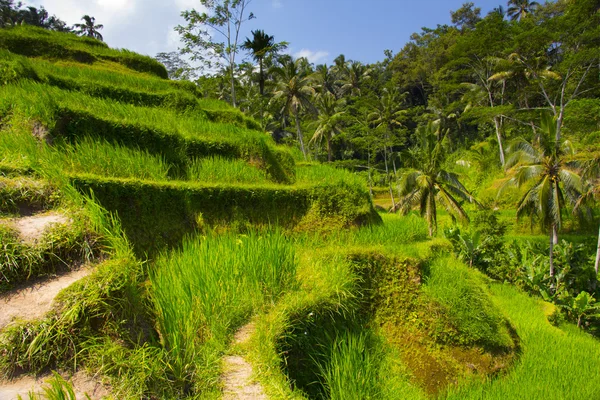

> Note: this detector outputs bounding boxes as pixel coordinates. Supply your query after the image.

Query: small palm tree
[506,0,539,21]
[73,15,103,41]
[310,92,345,162]
[397,122,479,236]
[504,113,583,276]
[272,58,315,160]
[241,30,286,96]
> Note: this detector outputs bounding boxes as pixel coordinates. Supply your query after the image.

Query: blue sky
[31,0,506,65]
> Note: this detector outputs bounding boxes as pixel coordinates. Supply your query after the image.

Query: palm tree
[272,58,315,160]
[314,64,339,98]
[310,92,345,162]
[397,122,479,237]
[339,61,371,97]
[504,113,583,277]
[241,30,286,96]
[73,15,103,41]
[506,0,539,21]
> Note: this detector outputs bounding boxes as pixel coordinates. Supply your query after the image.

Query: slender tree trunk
[230,64,236,108]
[367,150,373,197]
[493,116,506,166]
[383,145,396,211]
[259,58,265,96]
[549,224,557,277]
[294,108,307,160]
[326,135,332,162]
[595,223,599,275]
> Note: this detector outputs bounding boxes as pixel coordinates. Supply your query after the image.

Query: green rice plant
[347,213,429,246]
[51,137,172,181]
[319,331,384,400]
[150,231,297,393]
[295,163,367,187]
[444,283,600,400]
[186,156,268,184]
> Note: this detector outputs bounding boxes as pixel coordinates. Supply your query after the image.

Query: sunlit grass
[150,231,297,393]
[444,283,600,400]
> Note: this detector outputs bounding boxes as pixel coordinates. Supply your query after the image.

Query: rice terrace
[0,0,599,399]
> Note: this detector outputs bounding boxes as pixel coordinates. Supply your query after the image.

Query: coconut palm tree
[339,61,371,97]
[310,92,345,162]
[506,0,539,21]
[504,113,583,276]
[241,30,286,96]
[73,15,103,41]
[397,121,479,236]
[314,64,339,98]
[272,58,315,160]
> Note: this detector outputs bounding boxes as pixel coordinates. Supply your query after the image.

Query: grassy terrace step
[0,26,167,78]
[70,173,379,256]
[0,176,58,216]
[0,82,293,183]
[0,50,260,130]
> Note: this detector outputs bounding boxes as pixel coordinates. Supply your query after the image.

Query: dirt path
[222,323,267,400]
[0,371,110,400]
[0,266,93,330]
[10,212,70,244]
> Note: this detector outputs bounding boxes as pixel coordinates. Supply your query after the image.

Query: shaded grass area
[444,283,600,400]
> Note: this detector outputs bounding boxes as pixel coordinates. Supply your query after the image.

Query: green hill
[0,26,598,400]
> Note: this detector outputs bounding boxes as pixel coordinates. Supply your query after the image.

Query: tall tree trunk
[259,58,265,96]
[549,224,557,277]
[383,145,396,211]
[493,116,506,166]
[230,64,236,108]
[294,109,307,160]
[367,150,373,197]
[326,135,332,162]
[595,223,600,275]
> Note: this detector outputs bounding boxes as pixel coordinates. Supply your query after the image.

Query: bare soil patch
[0,371,110,400]
[222,322,267,400]
[0,266,93,330]
[10,212,70,244]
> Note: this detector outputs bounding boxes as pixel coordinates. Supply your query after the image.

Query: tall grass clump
[150,231,297,393]
[52,137,171,181]
[296,163,366,187]
[319,331,385,400]
[187,156,268,184]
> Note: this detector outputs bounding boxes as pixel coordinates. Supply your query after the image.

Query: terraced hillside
[0,26,599,400]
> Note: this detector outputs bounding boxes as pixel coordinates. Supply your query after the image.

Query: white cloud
[293,49,329,64]
[272,0,282,9]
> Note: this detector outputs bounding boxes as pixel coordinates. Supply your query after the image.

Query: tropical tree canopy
[73,15,103,41]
